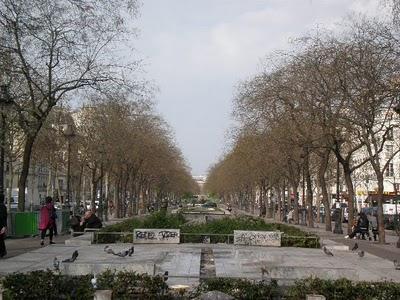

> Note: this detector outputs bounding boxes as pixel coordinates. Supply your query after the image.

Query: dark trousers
[349,227,368,239]
[0,234,6,257]
[41,226,54,241]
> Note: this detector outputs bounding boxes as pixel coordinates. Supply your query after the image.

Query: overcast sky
[134,0,384,176]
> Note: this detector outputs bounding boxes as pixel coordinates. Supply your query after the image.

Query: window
[386,127,394,141]
[386,144,394,159]
[386,162,394,177]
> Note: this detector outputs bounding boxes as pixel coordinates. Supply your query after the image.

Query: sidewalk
[1,217,127,259]
[234,208,400,262]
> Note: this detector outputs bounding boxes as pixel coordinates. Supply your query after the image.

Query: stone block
[94,290,113,300]
[133,229,180,244]
[306,295,326,300]
[233,230,281,247]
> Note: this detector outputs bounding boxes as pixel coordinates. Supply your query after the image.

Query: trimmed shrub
[98,213,320,248]
[1,270,93,300]
[97,270,170,299]
[192,278,281,299]
[286,277,400,300]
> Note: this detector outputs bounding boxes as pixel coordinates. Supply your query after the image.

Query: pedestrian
[367,211,378,241]
[39,196,56,246]
[51,204,58,236]
[345,212,369,240]
[80,210,102,229]
[0,195,7,258]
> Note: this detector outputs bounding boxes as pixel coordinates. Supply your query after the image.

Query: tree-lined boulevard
[1,1,400,299]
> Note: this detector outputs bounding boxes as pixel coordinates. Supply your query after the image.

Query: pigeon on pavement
[163,271,169,282]
[351,243,358,251]
[394,260,400,270]
[53,257,60,271]
[104,245,115,254]
[62,250,79,263]
[112,246,135,257]
[323,246,334,256]
[358,250,365,258]
[261,266,269,280]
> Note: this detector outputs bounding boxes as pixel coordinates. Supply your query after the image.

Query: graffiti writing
[234,231,281,247]
[133,229,180,244]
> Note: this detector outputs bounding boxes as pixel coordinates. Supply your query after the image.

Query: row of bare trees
[205,15,400,243]
[28,97,198,218]
[0,0,198,215]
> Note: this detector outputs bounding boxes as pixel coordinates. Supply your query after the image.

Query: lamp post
[0,84,12,205]
[63,124,76,209]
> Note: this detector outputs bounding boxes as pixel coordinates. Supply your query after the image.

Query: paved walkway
[1,218,126,259]
[233,208,400,262]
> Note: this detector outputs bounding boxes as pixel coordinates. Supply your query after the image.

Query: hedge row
[1,270,169,300]
[2,271,399,300]
[97,211,320,248]
[194,277,400,299]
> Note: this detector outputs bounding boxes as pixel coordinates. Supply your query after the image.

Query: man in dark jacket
[80,210,102,229]
[0,195,7,258]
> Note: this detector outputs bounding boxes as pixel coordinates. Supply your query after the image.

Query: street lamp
[62,124,76,209]
[0,84,12,206]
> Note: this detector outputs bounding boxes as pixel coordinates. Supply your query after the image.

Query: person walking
[0,195,7,258]
[39,196,56,246]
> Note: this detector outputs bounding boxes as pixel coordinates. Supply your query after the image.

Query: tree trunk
[277,186,282,221]
[304,152,314,228]
[343,164,355,235]
[318,151,332,231]
[7,159,13,213]
[376,173,386,244]
[291,183,299,224]
[18,135,36,211]
[91,167,98,210]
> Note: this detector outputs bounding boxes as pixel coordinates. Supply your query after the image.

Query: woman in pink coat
[39,196,56,246]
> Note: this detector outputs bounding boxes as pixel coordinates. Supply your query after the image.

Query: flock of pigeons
[323,243,400,270]
[52,246,170,283]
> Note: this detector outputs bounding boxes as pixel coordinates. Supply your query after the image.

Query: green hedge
[1,270,93,300]
[97,270,170,299]
[286,277,400,300]
[3,272,399,300]
[97,212,319,248]
[1,270,170,300]
[192,277,281,299]
[192,277,400,300]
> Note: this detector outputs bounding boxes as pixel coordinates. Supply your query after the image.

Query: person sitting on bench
[345,212,369,240]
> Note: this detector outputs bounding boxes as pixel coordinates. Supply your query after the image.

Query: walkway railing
[85,231,319,248]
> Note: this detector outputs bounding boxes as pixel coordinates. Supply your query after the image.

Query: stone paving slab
[1,243,399,287]
[0,243,202,287]
[211,244,400,283]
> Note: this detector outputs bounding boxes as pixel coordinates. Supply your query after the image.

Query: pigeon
[394,260,400,270]
[351,243,358,251]
[323,246,334,256]
[261,267,269,280]
[104,245,115,255]
[53,257,60,271]
[113,246,135,257]
[163,271,169,282]
[358,250,365,258]
[91,274,97,289]
[62,250,78,263]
